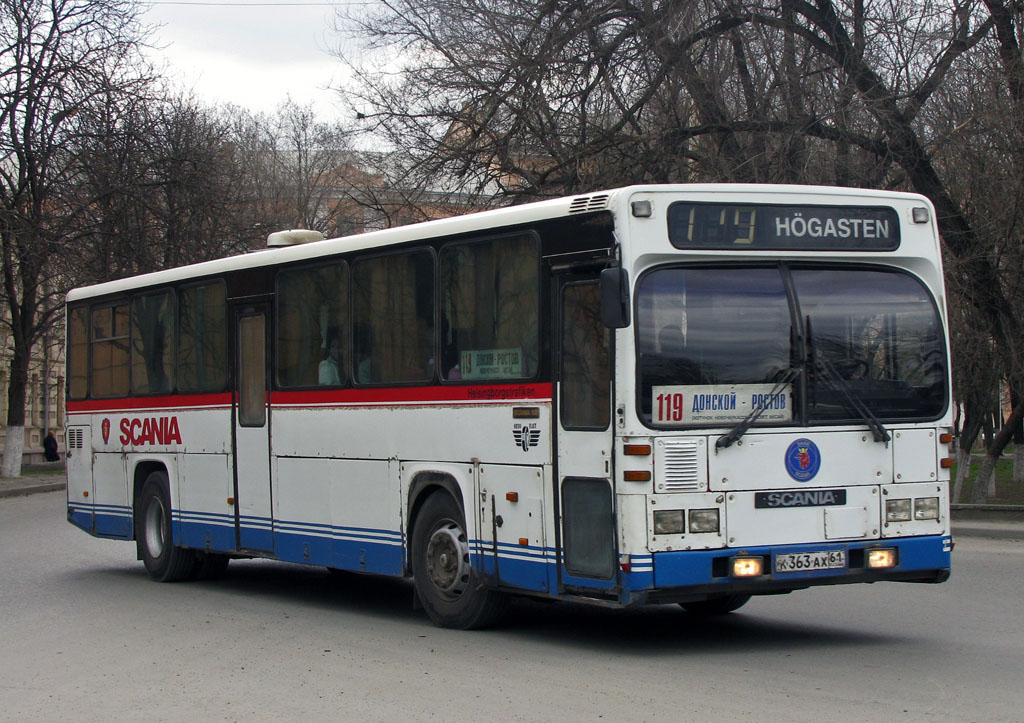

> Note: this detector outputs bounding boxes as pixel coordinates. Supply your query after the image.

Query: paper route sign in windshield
[652,384,793,425]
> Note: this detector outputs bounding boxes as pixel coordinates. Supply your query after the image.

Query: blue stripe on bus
[68,507,94,534]
[67,502,133,539]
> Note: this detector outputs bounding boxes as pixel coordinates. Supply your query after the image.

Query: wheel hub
[144,497,166,558]
[425,522,470,597]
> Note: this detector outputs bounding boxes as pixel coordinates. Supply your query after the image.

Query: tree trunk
[969,402,1024,503]
[1012,387,1024,484]
[953,415,982,503]
[973,453,998,502]
[1,427,25,478]
[0,344,30,478]
[953,446,972,503]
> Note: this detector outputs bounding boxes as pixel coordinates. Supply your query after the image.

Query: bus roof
[66,183,930,303]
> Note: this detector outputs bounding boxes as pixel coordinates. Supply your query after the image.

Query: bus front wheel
[136,471,196,582]
[411,492,507,629]
[680,593,752,616]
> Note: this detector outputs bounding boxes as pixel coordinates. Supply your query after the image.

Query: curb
[952,523,1024,542]
[0,481,66,499]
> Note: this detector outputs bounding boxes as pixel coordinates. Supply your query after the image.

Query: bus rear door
[232,302,273,552]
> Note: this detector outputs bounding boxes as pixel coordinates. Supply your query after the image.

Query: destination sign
[460,347,523,380]
[668,203,901,250]
[651,383,793,425]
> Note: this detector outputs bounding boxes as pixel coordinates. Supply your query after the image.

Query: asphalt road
[2,490,1022,722]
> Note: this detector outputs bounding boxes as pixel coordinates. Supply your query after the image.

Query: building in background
[0,320,65,466]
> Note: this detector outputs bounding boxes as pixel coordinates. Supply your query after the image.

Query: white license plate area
[774,549,846,573]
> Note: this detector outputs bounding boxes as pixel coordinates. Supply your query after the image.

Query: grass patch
[952,456,1024,504]
[20,464,66,477]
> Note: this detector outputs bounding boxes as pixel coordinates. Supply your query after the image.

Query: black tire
[411,493,507,629]
[136,471,196,582]
[680,593,752,616]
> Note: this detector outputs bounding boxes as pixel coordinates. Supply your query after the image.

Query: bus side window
[91,302,130,398]
[561,282,610,429]
[439,233,539,382]
[178,282,227,393]
[277,262,349,387]
[131,290,174,395]
[67,306,89,400]
[353,251,434,384]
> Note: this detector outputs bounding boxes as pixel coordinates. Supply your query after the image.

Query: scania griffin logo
[784,438,821,482]
[512,423,540,452]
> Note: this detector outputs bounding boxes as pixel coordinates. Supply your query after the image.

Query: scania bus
[65,184,953,628]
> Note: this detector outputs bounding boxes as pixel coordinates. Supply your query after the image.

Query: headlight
[886,499,912,522]
[867,548,897,568]
[653,509,685,535]
[689,508,720,534]
[914,497,940,520]
[731,556,764,577]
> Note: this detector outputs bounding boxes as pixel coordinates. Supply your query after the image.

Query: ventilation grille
[67,428,85,449]
[568,194,610,214]
[655,438,705,492]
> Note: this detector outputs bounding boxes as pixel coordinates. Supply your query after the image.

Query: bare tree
[270,99,357,236]
[69,93,274,284]
[0,0,152,475]
[338,0,1024,500]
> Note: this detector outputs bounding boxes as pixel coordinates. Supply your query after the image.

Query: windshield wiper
[813,357,891,445]
[716,367,799,450]
[804,315,890,445]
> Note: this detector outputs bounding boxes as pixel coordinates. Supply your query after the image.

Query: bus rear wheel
[411,492,507,629]
[680,593,752,616]
[136,471,196,582]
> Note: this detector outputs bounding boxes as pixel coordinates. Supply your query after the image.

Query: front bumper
[618,534,951,605]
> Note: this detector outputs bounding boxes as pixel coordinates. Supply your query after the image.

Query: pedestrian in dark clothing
[43,431,59,462]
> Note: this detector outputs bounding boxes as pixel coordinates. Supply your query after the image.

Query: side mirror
[600,267,630,329]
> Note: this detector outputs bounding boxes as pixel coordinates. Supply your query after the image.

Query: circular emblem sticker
[785,438,821,482]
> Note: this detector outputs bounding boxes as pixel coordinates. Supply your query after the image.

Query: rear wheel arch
[407,472,467,562]
[131,460,170,541]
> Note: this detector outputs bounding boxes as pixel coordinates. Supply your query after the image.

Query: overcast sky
[142,0,352,119]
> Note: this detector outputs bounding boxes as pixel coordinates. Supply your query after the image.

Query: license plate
[774,549,846,573]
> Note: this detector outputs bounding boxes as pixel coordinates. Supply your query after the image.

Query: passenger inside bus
[318,328,342,385]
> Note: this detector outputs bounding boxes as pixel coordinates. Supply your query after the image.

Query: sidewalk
[3,470,1022,541]
[0,467,68,498]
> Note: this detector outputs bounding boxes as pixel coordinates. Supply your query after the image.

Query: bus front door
[555,278,616,588]
[232,303,273,552]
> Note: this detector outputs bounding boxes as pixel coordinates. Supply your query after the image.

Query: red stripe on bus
[66,384,553,413]
[67,393,234,413]
[275,384,553,406]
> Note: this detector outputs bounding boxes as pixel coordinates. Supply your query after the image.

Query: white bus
[65,184,953,628]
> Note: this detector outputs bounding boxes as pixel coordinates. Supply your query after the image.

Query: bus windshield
[636,264,947,427]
